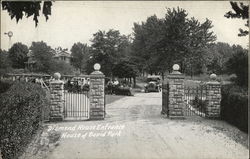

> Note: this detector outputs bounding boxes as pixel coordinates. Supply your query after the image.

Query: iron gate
[184,85,207,117]
[63,79,90,120]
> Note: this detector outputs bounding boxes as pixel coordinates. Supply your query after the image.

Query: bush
[226,50,248,87]
[0,80,13,94]
[221,84,248,133]
[49,60,75,75]
[114,86,133,96]
[0,81,49,159]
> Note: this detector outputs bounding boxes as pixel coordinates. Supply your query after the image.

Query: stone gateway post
[49,63,106,121]
[162,64,222,119]
[165,64,185,118]
[205,74,221,118]
[49,72,64,121]
[89,63,105,120]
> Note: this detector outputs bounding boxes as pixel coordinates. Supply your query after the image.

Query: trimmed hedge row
[114,87,133,96]
[0,81,49,159]
[221,84,248,133]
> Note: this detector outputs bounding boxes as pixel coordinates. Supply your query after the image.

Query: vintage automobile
[144,75,161,93]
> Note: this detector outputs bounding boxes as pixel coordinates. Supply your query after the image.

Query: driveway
[42,92,248,159]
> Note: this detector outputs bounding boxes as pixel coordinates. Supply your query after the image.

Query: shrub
[0,80,13,94]
[114,86,133,96]
[226,50,248,87]
[0,81,49,159]
[191,96,207,113]
[221,84,248,133]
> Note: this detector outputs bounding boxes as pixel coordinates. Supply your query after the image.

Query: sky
[1,1,249,51]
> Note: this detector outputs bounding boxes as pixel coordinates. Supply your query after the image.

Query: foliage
[88,29,131,77]
[29,41,54,73]
[49,60,75,75]
[221,84,248,132]
[0,80,13,94]
[114,87,133,96]
[0,81,49,159]
[8,42,29,69]
[70,42,90,73]
[226,48,248,86]
[191,96,207,113]
[203,42,235,74]
[0,49,12,75]
[225,2,249,36]
[2,1,53,27]
[112,60,137,78]
[131,8,216,76]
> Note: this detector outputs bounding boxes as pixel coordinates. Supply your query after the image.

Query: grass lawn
[105,94,125,105]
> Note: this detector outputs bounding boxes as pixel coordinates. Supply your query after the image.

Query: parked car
[144,75,161,93]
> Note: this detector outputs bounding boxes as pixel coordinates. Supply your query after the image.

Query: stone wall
[89,71,105,120]
[205,81,221,118]
[49,80,64,121]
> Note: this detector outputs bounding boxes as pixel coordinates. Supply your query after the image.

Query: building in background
[25,47,72,70]
[53,47,71,64]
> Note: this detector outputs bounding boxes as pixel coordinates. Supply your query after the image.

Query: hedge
[0,81,49,159]
[114,86,133,96]
[221,84,248,133]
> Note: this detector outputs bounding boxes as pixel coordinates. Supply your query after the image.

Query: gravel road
[44,92,248,159]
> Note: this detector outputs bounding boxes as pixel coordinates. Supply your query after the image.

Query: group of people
[106,79,120,94]
[65,78,90,93]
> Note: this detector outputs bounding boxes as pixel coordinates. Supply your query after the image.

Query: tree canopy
[8,42,28,68]
[131,8,216,76]
[0,49,12,75]
[70,42,90,73]
[29,41,53,73]
[88,29,132,77]
[226,48,248,86]
[2,1,52,26]
[225,2,249,36]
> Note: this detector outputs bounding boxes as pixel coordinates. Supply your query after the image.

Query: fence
[161,64,221,119]
[184,85,207,117]
[1,69,106,121]
[63,80,90,120]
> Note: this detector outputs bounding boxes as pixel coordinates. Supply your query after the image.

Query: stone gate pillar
[89,63,105,120]
[49,73,64,121]
[167,64,185,118]
[205,74,221,118]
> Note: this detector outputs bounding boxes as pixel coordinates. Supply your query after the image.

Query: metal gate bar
[184,85,207,117]
[63,84,90,120]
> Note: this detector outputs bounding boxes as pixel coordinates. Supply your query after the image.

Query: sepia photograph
[0,1,249,159]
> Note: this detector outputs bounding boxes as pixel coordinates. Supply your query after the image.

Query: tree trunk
[133,77,136,88]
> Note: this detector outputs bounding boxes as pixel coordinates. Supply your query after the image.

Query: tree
[203,42,235,74]
[29,41,53,73]
[88,29,131,77]
[225,2,249,36]
[131,15,165,75]
[112,60,137,78]
[8,42,29,68]
[0,49,12,75]
[70,42,90,73]
[131,8,216,76]
[226,47,248,86]
[49,61,75,75]
[2,1,53,26]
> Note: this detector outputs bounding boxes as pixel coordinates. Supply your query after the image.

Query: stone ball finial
[210,73,217,80]
[54,72,61,80]
[173,64,180,71]
[94,63,101,71]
